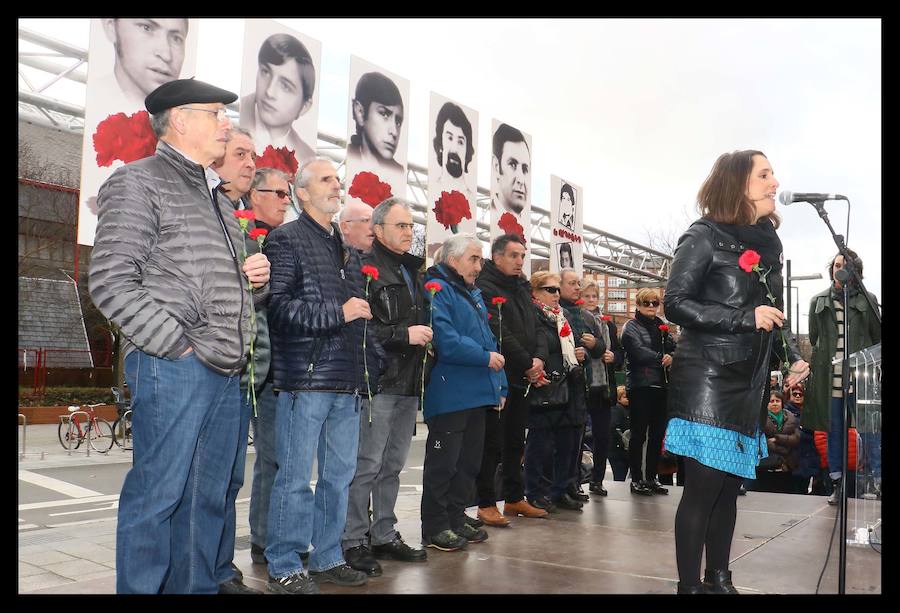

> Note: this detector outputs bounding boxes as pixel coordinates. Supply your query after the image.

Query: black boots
[676,582,707,594]
[827,477,842,505]
[703,569,739,594]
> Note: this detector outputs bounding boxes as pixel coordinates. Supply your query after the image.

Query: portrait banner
[343,56,410,215]
[490,119,532,276]
[550,175,584,276]
[239,20,321,186]
[77,18,199,246]
[425,92,478,264]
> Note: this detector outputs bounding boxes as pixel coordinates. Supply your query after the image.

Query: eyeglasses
[791,391,804,397]
[344,218,372,224]
[377,222,415,231]
[540,286,561,294]
[180,106,228,121]
[255,188,291,199]
[640,300,660,307]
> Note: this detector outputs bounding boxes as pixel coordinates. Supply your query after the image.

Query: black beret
[144,77,238,115]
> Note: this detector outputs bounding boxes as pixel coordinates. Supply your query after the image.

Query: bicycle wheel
[89,419,115,453]
[113,414,133,450]
[58,419,82,450]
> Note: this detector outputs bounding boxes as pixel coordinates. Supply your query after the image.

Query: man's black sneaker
[456,522,489,543]
[230,562,243,582]
[589,482,608,496]
[464,514,484,528]
[310,563,368,586]
[218,577,262,594]
[529,496,558,513]
[569,487,590,502]
[344,545,382,576]
[423,529,468,551]
[552,493,584,510]
[250,543,267,565]
[630,480,654,496]
[371,535,427,562]
[267,572,320,595]
[648,479,669,495]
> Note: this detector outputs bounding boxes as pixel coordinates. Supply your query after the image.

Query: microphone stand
[808,200,882,594]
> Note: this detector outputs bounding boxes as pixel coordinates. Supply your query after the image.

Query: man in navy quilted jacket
[263,158,375,594]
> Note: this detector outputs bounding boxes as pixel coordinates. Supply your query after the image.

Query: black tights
[674,457,742,585]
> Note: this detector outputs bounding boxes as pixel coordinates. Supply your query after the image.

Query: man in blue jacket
[421,234,508,552]
[263,158,374,594]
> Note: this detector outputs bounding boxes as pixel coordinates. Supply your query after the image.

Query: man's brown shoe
[477,505,511,527]
[502,499,549,518]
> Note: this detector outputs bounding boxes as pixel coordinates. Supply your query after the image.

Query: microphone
[779,191,848,205]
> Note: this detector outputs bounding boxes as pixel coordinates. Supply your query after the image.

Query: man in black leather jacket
[343,199,430,576]
[475,234,550,524]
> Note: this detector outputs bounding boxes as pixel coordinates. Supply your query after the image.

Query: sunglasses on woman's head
[640,300,660,307]
[541,286,561,294]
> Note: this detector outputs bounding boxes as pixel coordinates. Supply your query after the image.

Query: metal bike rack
[18,413,26,460]
[61,408,90,456]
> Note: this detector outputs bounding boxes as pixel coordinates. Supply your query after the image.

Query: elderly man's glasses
[256,188,290,199]
[540,286,561,294]
[640,300,660,307]
[344,218,372,224]
[180,106,228,121]
[378,222,415,231]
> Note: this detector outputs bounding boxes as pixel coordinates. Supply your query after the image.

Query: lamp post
[784,259,823,336]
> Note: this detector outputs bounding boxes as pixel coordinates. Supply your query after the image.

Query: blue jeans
[524,425,582,501]
[266,391,361,578]
[249,382,278,551]
[117,350,240,594]
[214,385,254,584]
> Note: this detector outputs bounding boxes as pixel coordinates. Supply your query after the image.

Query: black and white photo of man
[558,242,574,270]
[241,32,316,163]
[101,18,188,107]
[558,183,576,231]
[347,72,404,174]
[432,101,476,203]
[491,123,530,215]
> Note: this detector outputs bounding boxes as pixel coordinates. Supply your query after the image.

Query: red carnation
[487,313,492,320]
[738,249,761,273]
[361,265,380,281]
[491,296,507,306]
[93,111,158,167]
[256,145,299,179]
[349,171,393,207]
[249,228,269,241]
[659,324,670,333]
[601,315,612,321]
[559,321,572,337]
[433,190,472,232]
[234,210,256,221]
[424,281,442,294]
[497,212,526,245]
[575,299,585,305]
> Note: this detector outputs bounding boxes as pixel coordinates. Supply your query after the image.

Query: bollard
[18,414,26,460]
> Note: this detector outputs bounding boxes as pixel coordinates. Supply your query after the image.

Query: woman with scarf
[524,271,586,512]
[621,288,676,496]
[663,150,809,594]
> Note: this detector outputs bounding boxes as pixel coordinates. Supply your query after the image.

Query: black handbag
[528,370,569,408]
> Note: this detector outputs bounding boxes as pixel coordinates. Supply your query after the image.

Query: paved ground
[17,419,882,595]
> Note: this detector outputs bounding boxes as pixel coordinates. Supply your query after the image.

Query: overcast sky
[19,18,881,334]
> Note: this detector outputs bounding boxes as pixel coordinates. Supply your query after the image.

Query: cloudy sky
[19,18,881,333]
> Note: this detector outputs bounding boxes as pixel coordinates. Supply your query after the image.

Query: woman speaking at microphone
[662,150,809,594]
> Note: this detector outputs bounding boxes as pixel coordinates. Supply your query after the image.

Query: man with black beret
[89,78,271,594]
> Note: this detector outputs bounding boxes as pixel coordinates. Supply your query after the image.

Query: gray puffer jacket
[89,141,260,377]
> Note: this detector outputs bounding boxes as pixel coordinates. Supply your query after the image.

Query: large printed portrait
[490,120,532,275]
[239,20,321,169]
[550,175,584,275]
[77,18,199,245]
[345,56,409,210]
[425,93,478,262]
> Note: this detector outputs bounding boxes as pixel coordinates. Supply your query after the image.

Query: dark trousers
[475,386,529,506]
[524,425,582,501]
[609,457,629,481]
[587,387,612,483]
[421,407,486,538]
[628,387,667,482]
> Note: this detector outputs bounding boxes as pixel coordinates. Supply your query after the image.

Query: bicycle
[58,403,114,453]
[111,386,133,450]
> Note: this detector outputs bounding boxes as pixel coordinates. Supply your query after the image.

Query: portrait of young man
[101,18,189,108]
[431,100,476,204]
[347,71,405,174]
[491,123,531,216]
[558,183,576,231]
[241,30,318,164]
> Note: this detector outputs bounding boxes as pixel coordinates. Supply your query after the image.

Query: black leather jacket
[362,239,426,396]
[664,219,802,436]
[621,313,675,390]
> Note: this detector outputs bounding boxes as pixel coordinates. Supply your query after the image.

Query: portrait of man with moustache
[431,101,476,205]
[491,123,530,216]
